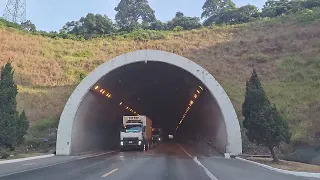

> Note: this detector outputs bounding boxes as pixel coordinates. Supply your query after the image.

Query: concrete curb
[236,157,320,179]
[0,154,54,164]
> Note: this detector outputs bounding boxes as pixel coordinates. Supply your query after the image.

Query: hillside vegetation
[0,9,320,149]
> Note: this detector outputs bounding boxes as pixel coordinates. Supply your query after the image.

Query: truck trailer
[120,116,152,151]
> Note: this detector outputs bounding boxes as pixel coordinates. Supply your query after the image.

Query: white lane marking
[0,151,119,178]
[77,150,118,160]
[0,154,54,164]
[193,157,218,180]
[102,168,119,177]
[22,163,36,166]
[178,144,219,180]
[178,144,192,158]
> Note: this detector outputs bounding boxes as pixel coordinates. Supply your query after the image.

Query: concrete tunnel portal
[56,50,242,156]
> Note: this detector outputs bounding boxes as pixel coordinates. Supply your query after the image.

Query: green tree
[114,0,156,31]
[21,20,36,32]
[235,5,260,23]
[303,0,320,9]
[0,62,29,152]
[242,70,291,162]
[262,0,292,17]
[149,20,168,30]
[167,12,202,30]
[202,0,235,25]
[61,13,114,38]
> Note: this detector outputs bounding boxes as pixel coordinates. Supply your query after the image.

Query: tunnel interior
[70,61,228,155]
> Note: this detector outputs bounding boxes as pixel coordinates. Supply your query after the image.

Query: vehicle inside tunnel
[56,50,242,156]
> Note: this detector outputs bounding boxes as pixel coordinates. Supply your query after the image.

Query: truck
[120,115,152,151]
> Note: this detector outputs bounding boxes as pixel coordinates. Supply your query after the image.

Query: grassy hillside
[0,9,319,147]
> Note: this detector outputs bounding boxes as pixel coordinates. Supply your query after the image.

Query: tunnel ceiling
[95,61,203,132]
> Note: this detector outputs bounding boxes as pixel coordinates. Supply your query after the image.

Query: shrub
[173,26,184,32]
[296,8,320,23]
[0,149,10,159]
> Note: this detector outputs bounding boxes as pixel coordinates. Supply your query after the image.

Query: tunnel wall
[56,50,242,155]
[71,92,118,154]
[197,92,227,153]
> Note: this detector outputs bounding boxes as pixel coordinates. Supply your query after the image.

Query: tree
[61,13,114,38]
[303,0,320,9]
[149,20,168,30]
[114,0,156,31]
[21,20,36,32]
[0,62,29,151]
[167,12,202,30]
[201,0,236,19]
[262,0,292,17]
[235,5,260,23]
[242,70,291,162]
[203,4,259,25]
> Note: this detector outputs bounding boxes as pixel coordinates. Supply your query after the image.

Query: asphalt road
[0,143,318,180]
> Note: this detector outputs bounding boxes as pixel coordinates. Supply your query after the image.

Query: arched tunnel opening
[56,50,242,156]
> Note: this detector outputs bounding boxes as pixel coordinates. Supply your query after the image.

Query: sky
[0,0,267,32]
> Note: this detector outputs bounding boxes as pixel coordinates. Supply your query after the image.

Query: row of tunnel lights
[94,84,204,129]
[176,85,204,131]
[94,85,141,115]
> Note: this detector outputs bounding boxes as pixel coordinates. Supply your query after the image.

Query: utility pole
[2,0,26,23]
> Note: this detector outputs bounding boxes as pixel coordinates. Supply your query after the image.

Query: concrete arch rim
[56,49,242,155]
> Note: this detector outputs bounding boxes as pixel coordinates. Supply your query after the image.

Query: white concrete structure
[56,50,242,155]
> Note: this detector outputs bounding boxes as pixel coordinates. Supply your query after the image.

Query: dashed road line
[22,163,36,166]
[102,168,119,178]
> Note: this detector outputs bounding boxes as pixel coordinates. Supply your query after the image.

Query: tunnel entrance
[56,50,242,156]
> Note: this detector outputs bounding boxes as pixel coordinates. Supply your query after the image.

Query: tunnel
[56,50,242,156]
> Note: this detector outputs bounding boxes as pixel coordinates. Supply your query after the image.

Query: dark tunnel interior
[70,61,227,154]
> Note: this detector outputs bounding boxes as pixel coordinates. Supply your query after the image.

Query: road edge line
[77,150,118,159]
[178,144,218,180]
[0,154,54,165]
[235,157,320,179]
[0,150,118,178]
[177,144,192,158]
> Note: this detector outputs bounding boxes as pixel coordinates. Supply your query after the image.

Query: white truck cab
[120,116,152,151]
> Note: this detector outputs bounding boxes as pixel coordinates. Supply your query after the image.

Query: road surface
[0,143,317,180]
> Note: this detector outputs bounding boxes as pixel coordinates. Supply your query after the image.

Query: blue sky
[0,0,266,31]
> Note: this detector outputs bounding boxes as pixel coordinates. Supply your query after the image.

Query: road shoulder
[236,157,320,179]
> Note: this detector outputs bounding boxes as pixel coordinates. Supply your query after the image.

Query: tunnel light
[108,94,111,98]
[199,86,203,90]
[126,107,129,110]
[197,90,200,94]
[189,100,194,106]
[102,91,105,94]
[100,89,103,93]
[94,86,99,90]
[119,102,123,105]
[194,94,198,99]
